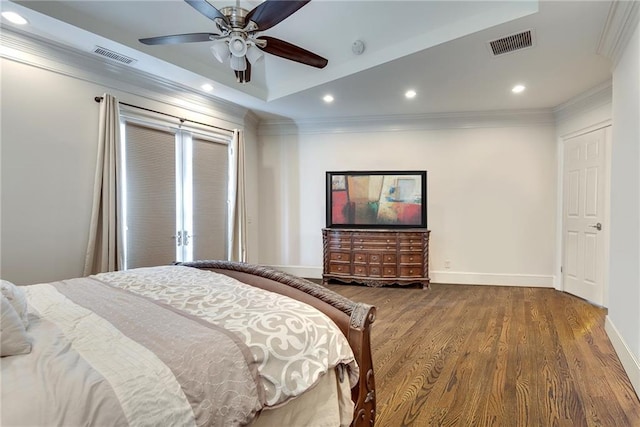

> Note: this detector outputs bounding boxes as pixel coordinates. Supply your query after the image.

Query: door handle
[589,223,602,231]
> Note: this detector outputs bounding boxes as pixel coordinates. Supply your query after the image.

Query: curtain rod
[94,96,233,133]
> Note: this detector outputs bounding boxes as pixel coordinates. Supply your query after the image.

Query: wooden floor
[325,282,640,427]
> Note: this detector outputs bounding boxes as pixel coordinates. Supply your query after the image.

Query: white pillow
[1,294,32,356]
[0,280,29,328]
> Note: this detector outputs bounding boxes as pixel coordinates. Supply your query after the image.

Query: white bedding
[1,266,357,426]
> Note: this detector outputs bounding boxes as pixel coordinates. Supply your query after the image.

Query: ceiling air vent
[92,46,137,65]
[488,30,534,56]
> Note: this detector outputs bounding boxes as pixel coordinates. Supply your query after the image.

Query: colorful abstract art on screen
[328,172,426,228]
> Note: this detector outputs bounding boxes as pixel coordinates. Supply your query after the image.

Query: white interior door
[562,127,609,305]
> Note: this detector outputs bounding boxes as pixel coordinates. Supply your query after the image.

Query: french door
[122,119,230,269]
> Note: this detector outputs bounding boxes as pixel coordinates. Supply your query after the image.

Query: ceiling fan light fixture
[246,45,264,64]
[210,42,229,63]
[229,36,247,57]
[230,55,247,71]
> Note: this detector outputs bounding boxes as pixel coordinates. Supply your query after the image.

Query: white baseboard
[268,265,324,280]
[430,271,554,287]
[605,316,640,397]
[267,265,554,287]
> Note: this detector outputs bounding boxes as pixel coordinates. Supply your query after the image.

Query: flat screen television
[326,170,427,229]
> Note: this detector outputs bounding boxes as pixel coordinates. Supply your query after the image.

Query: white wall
[258,122,558,286]
[1,58,99,284]
[1,50,259,284]
[606,19,640,394]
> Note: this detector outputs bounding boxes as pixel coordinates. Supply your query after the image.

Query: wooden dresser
[322,228,430,289]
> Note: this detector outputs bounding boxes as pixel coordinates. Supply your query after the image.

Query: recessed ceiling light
[323,94,334,103]
[405,90,417,99]
[1,11,28,25]
[512,84,526,94]
[201,83,213,92]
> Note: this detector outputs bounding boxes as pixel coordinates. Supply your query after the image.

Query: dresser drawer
[329,252,350,262]
[330,242,351,250]
[328,263,350,275]
[398,233,424,241]
[328,234,351,245]
[382,266,397,277]
[399,253,423,264]
[368,265,382,277]
[382,254,397,264]
[353,265,368,276]
[399,266,423,277]
[326,232,351,244]
[353,252,367,264]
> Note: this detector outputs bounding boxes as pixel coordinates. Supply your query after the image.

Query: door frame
[557,120,612,307]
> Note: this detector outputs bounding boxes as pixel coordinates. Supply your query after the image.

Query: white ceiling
[3,0,614,121]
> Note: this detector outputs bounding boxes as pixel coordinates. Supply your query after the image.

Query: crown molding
[553,79,612,123]
[257,109,555,136]
[242,110,261,132]
[597,0,640,67]
[0,26,249,129]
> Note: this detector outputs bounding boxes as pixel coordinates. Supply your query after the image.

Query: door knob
[589,223,602,231]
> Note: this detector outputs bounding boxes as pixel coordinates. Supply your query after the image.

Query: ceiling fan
[139,0,328,84]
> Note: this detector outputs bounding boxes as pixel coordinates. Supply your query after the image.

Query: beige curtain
[228,129,247,262]
[83,94,123,275]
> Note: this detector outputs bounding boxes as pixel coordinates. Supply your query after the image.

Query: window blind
[191,135,229,260]
[124,122,177,269]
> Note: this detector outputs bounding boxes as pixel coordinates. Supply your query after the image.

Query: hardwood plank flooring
[325,283,640,427]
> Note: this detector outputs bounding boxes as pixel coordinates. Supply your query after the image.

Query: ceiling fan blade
[257,36,327,69]
[235,61,251,83]
[184,0,227,23]
[139,33,218,45]
[246,0,310,31]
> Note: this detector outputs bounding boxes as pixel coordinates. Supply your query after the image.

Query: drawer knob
[337,255,342,259]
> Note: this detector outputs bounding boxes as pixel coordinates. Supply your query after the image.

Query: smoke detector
[352,40,365,55]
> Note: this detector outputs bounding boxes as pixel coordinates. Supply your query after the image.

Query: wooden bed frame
[178,260,377,426]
